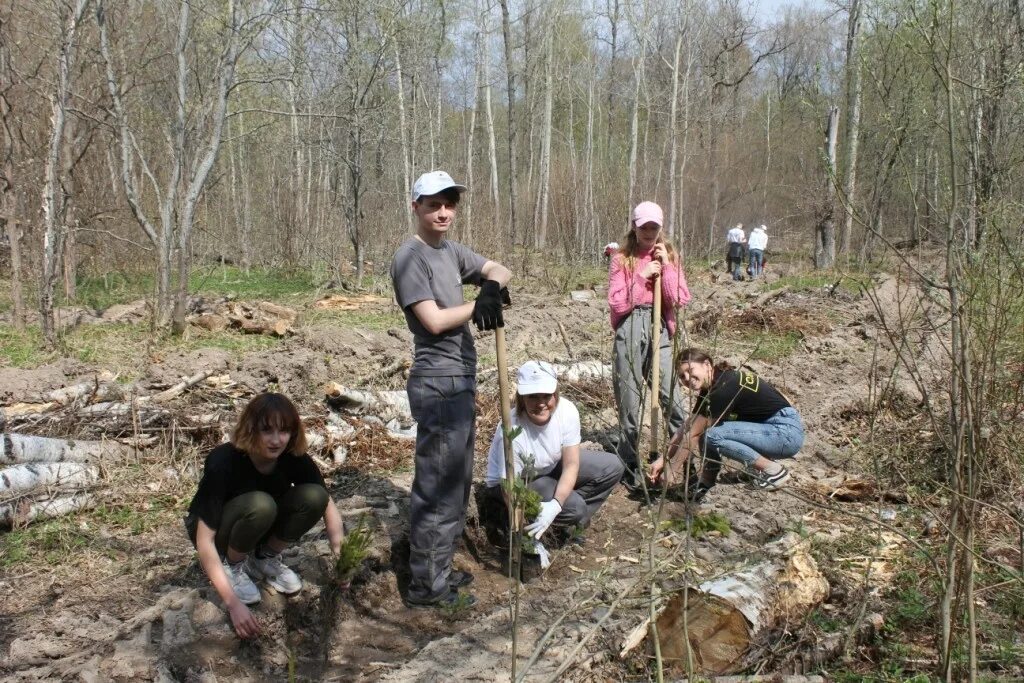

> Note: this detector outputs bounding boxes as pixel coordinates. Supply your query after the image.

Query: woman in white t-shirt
[485,361,625,542]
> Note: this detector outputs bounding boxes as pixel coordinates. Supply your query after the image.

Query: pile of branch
[0,434,127,527]
[0,370,235,438]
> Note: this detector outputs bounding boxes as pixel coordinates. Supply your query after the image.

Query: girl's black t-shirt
[696,368,791,423]
[184,443,325,542]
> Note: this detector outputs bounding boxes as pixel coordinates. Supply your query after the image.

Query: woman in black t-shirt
[184,393,345,639]
[650,348,804,502]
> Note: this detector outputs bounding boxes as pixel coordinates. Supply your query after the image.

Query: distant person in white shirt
[748,225,768,278]
[726,223,746,281]
[485,361,624,544]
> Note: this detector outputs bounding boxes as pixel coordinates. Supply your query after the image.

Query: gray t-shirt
[390,237,488,376]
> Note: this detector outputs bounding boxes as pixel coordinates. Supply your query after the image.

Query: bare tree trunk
[171,0,239,335]
[394,45,412,231]
[40,0,89,348]
[667,34,682,239]
[605,0,620,146]
[814,105,839,269]
[839,0,862,256]
[533,24,553,248]
[237,111,253,270]
[498,0,518,245]
[584,62,597,252]
[480,2,501,222]
[465,30,481,242]
[61,115,77,301]
[626,54,643,208]
[0,21,25,331]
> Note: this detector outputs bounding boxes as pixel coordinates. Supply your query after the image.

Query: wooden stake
[650,273,662,462]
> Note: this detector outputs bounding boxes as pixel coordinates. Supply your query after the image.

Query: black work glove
[500,286,512,307]
[472,279,505,330]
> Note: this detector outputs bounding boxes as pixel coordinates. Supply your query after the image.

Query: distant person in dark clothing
[649,349,804,503]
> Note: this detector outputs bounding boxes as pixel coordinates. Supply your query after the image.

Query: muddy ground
[0,264,961,682]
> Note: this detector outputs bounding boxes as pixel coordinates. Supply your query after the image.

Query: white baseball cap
[411,170,467,201]
[516,360,558,395]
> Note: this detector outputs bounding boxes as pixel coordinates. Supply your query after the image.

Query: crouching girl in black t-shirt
[184,393,345,638]
[650,348,804,503]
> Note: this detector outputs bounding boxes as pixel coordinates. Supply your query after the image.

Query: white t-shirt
[485,399,582,486]
[748,229,768,250]
[727,226,746,243]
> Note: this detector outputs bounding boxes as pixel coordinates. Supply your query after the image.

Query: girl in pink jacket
[608,201,692,489]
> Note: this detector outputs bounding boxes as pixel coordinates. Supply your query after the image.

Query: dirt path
[0,272,904,682]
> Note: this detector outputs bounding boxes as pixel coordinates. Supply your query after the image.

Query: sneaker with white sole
[223,559,261,605]
[753,465,791,491]
[246,554,303,594]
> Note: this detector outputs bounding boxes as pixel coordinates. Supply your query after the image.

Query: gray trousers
[528,449,625,528]
[406,374,476,601]
[613,307,687,470]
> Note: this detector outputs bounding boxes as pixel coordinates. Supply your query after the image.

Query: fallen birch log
[551,360,612,382]
[1,433,126,465]
[0,491,95,526]
[625,533,828,676]
[324,383,412,422]
[1,462,99,495]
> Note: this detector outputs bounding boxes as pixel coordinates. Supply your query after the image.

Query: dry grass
[727,306,833,337]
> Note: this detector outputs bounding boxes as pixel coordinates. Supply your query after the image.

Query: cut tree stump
[626,533,828,676]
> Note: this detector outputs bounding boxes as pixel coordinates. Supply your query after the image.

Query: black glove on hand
[473,279,505,331]
[500,286,512,306]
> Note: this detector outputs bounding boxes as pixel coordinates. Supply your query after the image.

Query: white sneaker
[223,559,261,605]
[246,554,303,594]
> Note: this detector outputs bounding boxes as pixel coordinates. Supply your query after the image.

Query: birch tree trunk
[498,0,518,245]
[40,0,89,349]
[534,24,554,248]
[667,34,682,239]
[480,2,501,222]
[394,45,412,231]
[814,105,839,269]
[465,29,481,242]
[839,0,862,256]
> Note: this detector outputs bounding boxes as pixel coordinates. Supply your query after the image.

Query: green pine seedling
[335,516,372,585]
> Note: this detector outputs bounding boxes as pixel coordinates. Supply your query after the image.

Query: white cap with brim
[412,170,467,201]
[516,360,558,395]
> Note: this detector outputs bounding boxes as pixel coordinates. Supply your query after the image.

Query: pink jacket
[607,249,691,336]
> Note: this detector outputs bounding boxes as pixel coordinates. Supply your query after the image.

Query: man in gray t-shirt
[390,170,511,607]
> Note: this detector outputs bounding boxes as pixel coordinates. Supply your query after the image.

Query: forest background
[3,0,1020,334]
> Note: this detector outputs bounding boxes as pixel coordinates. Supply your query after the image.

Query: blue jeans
[701,407,803,482]
[749,249,764,278]
[729,258,744,281]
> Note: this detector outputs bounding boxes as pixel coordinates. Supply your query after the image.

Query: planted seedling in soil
[335,516,372,587]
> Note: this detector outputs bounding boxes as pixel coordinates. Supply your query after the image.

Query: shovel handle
[650,274,662,460]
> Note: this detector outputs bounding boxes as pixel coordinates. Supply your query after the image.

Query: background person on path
[484,361,624,544]
[649,348,804,503]
[726,223,747,282]
[748,224,768,279]
[184,393,346,639]
[608,201,692,489]
[390,170,512,608]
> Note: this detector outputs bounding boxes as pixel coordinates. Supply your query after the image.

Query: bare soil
[0,268,967,682]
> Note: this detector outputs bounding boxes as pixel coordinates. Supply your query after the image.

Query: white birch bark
[1,462,99,495]
[0,492,95,527]
[394,45,412,230]
[480,2,501,220]
[0,434,124,466]
[534,24,554,248]
[40,0,89,347]
[839,0,862,255]
[667,34,682,239]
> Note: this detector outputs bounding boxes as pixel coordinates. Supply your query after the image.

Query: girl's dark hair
[232,392,308,457]
[513,389,560,417]
[677,348,733,372]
